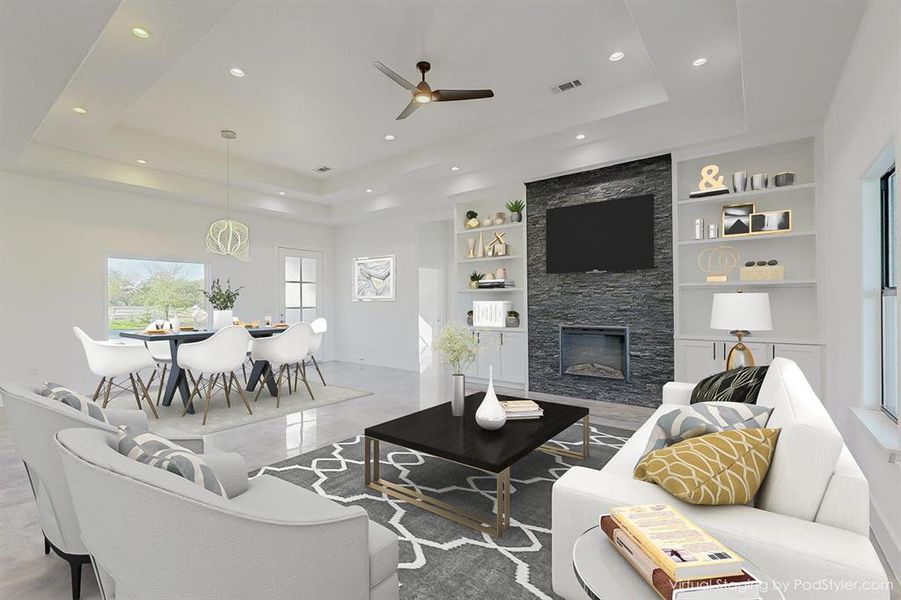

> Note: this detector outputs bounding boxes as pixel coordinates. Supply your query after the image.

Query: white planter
[212,309,233,330]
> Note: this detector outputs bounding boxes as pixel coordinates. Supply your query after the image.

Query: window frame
[880,165,897,420]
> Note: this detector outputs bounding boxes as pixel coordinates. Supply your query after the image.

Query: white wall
[0,171,334,392]
[820,0,901,573]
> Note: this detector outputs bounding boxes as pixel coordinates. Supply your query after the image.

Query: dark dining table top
[119,326,289,343]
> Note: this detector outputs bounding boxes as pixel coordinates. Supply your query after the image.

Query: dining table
[119,326,287,413]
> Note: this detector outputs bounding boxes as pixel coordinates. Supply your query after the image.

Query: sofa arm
[552,468,889,600]
[104,409,149,434]
[662,381,694,405]
[200,452,249,498]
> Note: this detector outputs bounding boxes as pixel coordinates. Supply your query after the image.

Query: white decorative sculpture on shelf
[475,366,506,430]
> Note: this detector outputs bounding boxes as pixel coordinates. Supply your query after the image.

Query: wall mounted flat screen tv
[545,195,655,273]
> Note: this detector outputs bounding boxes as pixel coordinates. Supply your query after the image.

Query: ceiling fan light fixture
[414,92,432,103]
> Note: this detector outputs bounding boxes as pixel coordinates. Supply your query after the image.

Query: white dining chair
[251,323,314,406]
[144,321,172,406]
[73,327,160,419]
[306,317,328,386]
[178,325,252,425]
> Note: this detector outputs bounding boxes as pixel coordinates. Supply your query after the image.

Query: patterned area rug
[253,422,632,599]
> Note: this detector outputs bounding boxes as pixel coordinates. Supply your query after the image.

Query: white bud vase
[475,366,507,430]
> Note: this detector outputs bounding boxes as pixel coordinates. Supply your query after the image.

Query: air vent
[314,165,333,173]
[553,79,582,93]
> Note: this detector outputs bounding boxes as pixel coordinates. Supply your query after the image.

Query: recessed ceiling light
[136,159,147,165]
[365,188,373,193]
[608,51,625,62]
[131,27,151,39]
[692,57,708,67]
[72,106,87,114]
[451,166,460,172]
[384,134,395,141]
[278,191,286,196]
[229,67,245,78]
[575,133,586,140]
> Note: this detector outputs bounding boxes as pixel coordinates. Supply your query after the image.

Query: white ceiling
[0,0,866,224]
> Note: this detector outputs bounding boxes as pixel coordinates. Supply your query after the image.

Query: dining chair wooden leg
[202,373,216,426]
[286,364,293,395]
[311,355,326,386]
[222,372,232,407]
[182,371,202,417]
[253,364,271,403]
[128,374,144,412]
[102,378,114,408]
[300,365,314,400]
[294,363,300,391]
[91,377,106,402]
[156,363,168,406]
[242,362,248,385]
[135,372,159,419]
[230,372,253,415]
[274,365,287,408]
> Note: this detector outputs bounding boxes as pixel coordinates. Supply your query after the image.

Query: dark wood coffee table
[364,392,589,537]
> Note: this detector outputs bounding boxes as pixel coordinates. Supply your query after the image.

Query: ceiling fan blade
[396,99,420,120]
[373,61,416,91]
[432,89,494,102]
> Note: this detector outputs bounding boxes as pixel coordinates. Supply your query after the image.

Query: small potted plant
[203,278,244,329]
[467,310,474,326]
[434,324,481,416]
[469,271,485,289]
[506,199,526,223]
[506,310,520,328]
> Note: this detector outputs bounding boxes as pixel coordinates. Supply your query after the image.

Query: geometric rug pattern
[253,422,632,599]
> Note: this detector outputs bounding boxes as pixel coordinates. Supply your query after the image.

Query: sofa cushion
[39,382,109,424]
[690,366,769,404]
[368,521,399,588]
[634,428,780,505]
[643,401,773,456]
[116,428,227,497]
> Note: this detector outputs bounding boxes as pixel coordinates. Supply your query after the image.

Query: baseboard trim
[871,501,901,583]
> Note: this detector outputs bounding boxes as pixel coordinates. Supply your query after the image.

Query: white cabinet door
[675,340,721,383]
[772,344,824,399]
[476,331,502,380]
[498,331,527,385]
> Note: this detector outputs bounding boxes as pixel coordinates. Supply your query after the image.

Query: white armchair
[56,427,400,600]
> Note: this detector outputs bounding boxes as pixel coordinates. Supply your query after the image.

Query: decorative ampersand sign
[698,164,725,191]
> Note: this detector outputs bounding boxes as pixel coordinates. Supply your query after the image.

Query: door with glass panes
[279,248,323,331]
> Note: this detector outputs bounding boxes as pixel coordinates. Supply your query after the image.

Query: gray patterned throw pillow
[116,428,226,497]
[690,366,769,404]
[40,382,109,424]
[642,401,774,457]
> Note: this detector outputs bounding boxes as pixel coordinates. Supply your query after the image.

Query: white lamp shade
[710,292,772,331]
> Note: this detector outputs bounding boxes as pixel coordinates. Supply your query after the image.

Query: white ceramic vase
[212,309,233,330]
[475,366,507,430]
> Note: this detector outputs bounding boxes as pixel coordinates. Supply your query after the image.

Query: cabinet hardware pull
[500,333,504,346]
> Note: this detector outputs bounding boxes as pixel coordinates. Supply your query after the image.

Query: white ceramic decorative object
[476,366,507,430]
[467,238,476,258]
[212,309,233,330]
[476,233,485,258]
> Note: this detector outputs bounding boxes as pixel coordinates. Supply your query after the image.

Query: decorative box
[473,301,512,328]
[740,265,785,281]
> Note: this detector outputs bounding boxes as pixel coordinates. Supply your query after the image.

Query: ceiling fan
[373,60,494,120]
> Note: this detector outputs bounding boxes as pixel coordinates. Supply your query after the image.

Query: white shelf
[458,254,524,263]
[468,326,526,333]
[458,287,523,293]
[455,222,524,236]
[678,182,815,205]
[679,279,816,288]
[678,231,815,246]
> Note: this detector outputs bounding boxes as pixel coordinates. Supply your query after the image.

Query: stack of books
[601,504,760,600]
[500,400,543,420]
[477,278,515,288]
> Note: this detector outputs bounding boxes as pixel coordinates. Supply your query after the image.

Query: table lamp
[710,291,772,369]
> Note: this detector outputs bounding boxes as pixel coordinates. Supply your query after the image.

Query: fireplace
[559,326,630,382]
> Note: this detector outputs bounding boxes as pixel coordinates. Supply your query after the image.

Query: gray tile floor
[1,361,897,599]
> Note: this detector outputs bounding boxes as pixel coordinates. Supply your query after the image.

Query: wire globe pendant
[206,129,250,261]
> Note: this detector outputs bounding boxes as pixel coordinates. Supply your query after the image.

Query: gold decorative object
[741,265,784,281]
[698,164,726,191]
[486,231,507,256]
[698,246,740,282]
[465,218,480,229]
[466,238,476,258]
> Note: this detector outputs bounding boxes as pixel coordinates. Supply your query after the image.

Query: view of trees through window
[108,258,206,336]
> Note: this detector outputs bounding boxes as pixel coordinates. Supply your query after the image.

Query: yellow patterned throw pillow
[634,428,780,506]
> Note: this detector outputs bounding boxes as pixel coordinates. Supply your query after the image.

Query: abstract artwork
[353,255,395,301]
[721,203,755,237]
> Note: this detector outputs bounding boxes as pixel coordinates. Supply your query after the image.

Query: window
[279,248,321,325]
[881,166,897,419]
[107,258,206,337]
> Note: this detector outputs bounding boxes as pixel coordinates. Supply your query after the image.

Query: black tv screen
[545,195,655,273]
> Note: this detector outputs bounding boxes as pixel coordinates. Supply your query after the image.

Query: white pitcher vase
[475,366,506,430]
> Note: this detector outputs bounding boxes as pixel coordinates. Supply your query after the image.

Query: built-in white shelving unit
[673,137,825,397]
[453,191,528,390]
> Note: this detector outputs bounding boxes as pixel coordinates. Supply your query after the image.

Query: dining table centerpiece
[434,323,481,417]
[203,278,244,329]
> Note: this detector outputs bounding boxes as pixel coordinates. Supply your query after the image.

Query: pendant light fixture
[206,129,250,261]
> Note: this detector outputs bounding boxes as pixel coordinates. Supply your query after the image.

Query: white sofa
[552,358,890,600]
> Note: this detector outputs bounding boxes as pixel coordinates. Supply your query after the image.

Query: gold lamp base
[725,330,755,369]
